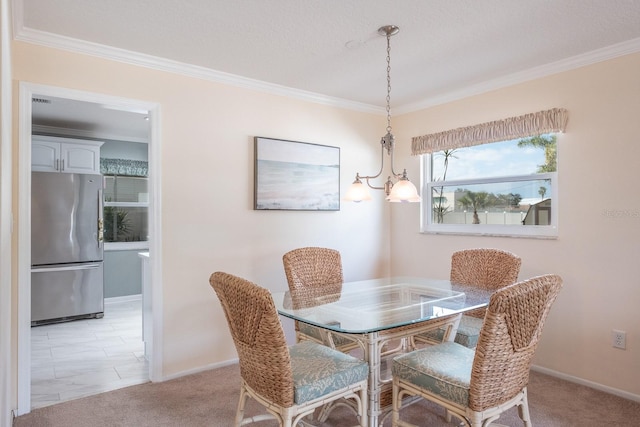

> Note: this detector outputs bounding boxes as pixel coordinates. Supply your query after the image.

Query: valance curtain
[411,107,569,155]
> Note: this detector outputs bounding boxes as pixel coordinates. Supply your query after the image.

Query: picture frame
[254,137,340,211]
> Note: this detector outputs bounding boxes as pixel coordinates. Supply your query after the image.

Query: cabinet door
[61,143,101,174]
[32,140,60,172]
[32,137,103,174]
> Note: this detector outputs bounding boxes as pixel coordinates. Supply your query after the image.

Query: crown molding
[14,26,384,115]
[14,21,640,116]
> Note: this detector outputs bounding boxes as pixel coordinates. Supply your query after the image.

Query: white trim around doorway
[16,82,163,415]
[1,1,14,425]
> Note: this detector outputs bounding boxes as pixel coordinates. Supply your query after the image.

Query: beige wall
[9,40,640,401]
[11,41,393,380]
[391,52,640,396]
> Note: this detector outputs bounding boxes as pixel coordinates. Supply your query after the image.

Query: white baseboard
[160,358,239,383]
[531,364,640,402]
[105,294,142,304]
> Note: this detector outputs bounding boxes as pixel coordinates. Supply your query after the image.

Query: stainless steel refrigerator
[31,172,105,325]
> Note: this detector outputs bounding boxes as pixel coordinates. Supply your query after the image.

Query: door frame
[1,0,13,424]
[16,82,163,415]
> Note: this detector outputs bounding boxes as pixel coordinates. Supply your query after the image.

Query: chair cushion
[290,341,368,404]
[417,315,483,348]
[454,316,483,348]
[298,322,325,342]
[298,322,355,348]
[392,341,474,406]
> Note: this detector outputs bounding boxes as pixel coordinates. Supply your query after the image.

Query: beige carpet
[15,364,640,426]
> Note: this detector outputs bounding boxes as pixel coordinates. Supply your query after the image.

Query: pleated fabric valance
[411,107,569,155]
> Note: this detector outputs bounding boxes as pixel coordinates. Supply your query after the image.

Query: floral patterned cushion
[290,341,369,404]
[298,322,355,348]
[392,341,474,406]
[416,315,483,348]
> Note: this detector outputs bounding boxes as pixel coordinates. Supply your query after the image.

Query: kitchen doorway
[16,83,162,415]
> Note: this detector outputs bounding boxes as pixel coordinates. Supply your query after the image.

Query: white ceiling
[15,0,640,139]
[30,95,152,142]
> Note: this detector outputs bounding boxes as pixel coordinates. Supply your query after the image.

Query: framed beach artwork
[254,137,340,211]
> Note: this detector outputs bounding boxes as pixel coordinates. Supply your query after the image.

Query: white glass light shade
[344,181,372,202]
[386,179,421,203]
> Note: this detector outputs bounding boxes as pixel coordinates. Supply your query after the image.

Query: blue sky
[431,139,546,180]
[430,139,551,199]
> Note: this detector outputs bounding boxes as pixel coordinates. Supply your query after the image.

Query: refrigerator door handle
[32,263,102,273]
[98,189,104,247]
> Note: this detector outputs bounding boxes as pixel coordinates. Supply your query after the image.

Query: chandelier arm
[389,144,404,179]
[357,142,386,183]
[363,177,386,191]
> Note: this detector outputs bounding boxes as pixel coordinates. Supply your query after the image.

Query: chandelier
[344,25,420,203]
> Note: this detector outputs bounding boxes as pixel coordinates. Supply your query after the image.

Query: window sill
[105,241,150,251]
[421,224,558,239]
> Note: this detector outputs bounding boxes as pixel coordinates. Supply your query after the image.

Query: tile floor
[30,297,149,409]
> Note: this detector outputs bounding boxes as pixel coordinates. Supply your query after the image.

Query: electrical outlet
[612,329,626,349]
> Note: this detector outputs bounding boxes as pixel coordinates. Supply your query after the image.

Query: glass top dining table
[272,277,493,427]
[272,276,491,334]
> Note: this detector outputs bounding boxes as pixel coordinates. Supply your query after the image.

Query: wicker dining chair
[413,248,522,348]
[209,271,368,427]
[392,274,563,427]
[283,247,359,352]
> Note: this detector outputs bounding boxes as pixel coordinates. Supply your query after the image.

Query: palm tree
[517,135,557,172]
[538,186,547,200]
[432,149,457,223]
[458,191,489,224]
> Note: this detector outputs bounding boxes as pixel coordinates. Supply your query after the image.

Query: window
[411,108,568,238]
[423,135,558,237]
[103,175,148,243]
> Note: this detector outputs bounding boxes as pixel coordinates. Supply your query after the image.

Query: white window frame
[421,156,558,239]
[104,175,149,249]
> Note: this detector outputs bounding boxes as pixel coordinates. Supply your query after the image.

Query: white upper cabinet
[32,136,103,174]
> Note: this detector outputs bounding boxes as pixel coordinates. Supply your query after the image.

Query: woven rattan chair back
[450,248,521,289]
[469,274,563,412]
[450,248,521,318]
[282,247,358,352]
[209,271,294,407]
[283,247,343,292]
